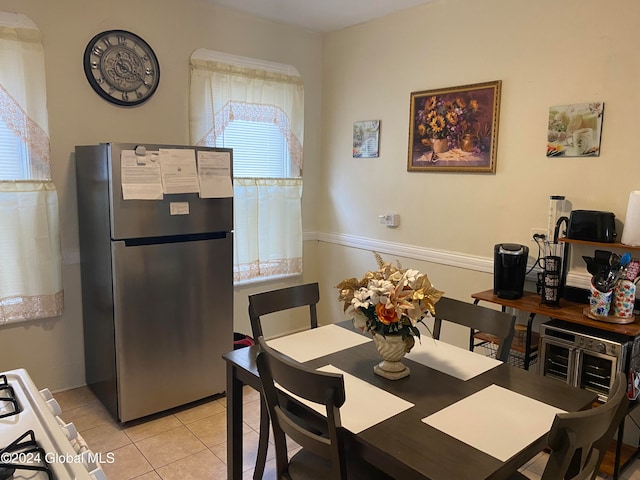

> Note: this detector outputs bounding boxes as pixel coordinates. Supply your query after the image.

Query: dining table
[223,321,598,480]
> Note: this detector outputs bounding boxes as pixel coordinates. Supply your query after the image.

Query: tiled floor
[54,385,288,480]
[54,384,640,480]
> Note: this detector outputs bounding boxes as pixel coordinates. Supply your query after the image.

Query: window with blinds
[189,50,304,282]
[220,120,291,178]
[0,117,29,180]
[0,11,63,324]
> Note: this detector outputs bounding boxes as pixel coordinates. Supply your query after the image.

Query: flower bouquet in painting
[336,252,444,379]
[415,94,482,154]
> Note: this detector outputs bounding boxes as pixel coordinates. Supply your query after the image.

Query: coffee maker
[494,243,529,299]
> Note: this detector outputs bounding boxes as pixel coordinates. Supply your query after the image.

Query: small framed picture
[547,102,604,157]
[353,120,380,158]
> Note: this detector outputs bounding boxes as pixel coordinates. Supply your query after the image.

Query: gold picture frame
[407,80,502,173]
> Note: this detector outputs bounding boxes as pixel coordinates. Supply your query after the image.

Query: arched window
[0,12,63,323]
[190,50,304,282]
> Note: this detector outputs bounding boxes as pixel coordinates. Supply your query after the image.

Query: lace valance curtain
[189,52,304,282]
[0,18,50,179]
[0,14,63,324]
[189,56,304,171]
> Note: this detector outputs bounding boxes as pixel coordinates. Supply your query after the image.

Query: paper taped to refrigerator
[197,150,233,198]
[159,149,200,194]
[120,150,164,200]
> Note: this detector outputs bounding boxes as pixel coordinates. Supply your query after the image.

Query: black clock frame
[83,29,160,107]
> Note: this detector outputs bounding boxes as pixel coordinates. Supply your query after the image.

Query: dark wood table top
[224,321,598,480]
[472,289,640,337]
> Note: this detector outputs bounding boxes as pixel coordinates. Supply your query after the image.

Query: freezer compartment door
[112,233,233,422]
[105,143,233,239]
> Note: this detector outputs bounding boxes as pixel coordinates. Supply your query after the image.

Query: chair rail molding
[307,231,591,290]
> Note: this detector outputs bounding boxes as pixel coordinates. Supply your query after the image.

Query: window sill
[234,272,302,288]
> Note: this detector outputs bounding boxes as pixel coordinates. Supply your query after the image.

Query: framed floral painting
[407,80,502,173]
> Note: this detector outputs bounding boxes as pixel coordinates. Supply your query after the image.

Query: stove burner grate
[0,430,52,480]
[0,375,21,419]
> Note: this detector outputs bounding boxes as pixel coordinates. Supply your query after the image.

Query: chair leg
[253,395,270,480]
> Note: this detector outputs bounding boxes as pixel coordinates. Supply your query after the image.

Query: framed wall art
[353,120,380,158]
[407,80,502,173]
[546,102,604,157]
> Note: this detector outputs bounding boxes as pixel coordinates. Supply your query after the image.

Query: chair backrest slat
[249,283,320,339]
[432,296,515,362]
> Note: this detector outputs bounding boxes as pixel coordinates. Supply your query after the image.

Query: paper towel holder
[622,191,640,246]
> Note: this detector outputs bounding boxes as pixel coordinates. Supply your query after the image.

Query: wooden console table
[471,288,640,372]
[471,289,640,337]
[471,288,640,479]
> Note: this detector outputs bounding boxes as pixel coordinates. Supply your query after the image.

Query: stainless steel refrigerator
[75,142,233,422]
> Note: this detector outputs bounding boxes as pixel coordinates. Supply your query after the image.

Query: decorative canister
[613,280,636,318]
[589,281,613,316]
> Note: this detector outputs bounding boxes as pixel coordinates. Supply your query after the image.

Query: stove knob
[596,342,606,353]
[45,398,62,416]
[90,466,108,480]
[39,388,53,401]
[61,421,78,440]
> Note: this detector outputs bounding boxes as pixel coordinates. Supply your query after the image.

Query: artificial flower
[336,252,444,340]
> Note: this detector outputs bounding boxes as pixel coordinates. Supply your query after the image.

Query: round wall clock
[83,30,160,107]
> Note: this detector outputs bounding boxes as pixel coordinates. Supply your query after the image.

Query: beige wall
[3,0,640,392]
[0,0,323,390]
[316,0,640,335]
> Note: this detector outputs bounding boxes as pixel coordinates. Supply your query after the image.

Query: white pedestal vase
[372,333,413,380]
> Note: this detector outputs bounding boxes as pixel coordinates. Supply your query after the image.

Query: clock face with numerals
[83,30,160,107]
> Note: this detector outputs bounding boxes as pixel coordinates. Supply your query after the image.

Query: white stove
[0,369,107,479]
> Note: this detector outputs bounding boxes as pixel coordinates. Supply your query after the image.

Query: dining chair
[432,296,516,362]
[256,336,392,479]
[248,282,319,339]
[507,373,629,480]
[247,282,320,480]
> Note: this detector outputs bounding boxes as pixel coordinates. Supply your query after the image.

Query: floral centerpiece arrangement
[336,252,444,354]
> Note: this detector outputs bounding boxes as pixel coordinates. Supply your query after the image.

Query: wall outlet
[530,228,547,243]
[378,213,400,228]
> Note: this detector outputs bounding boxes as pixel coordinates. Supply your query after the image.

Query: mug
[542,256,561,275]
[542,273,560,305]
[573,128,593,155]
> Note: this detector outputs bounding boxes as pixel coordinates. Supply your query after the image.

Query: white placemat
[281,364,414,434]
[266,324,371,363]
[405,338,502,381]
[422,384,565,461]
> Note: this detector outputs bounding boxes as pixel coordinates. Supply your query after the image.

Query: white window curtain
[189,50,304,282]
[0,13,63,324]
[233,178,303,281]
